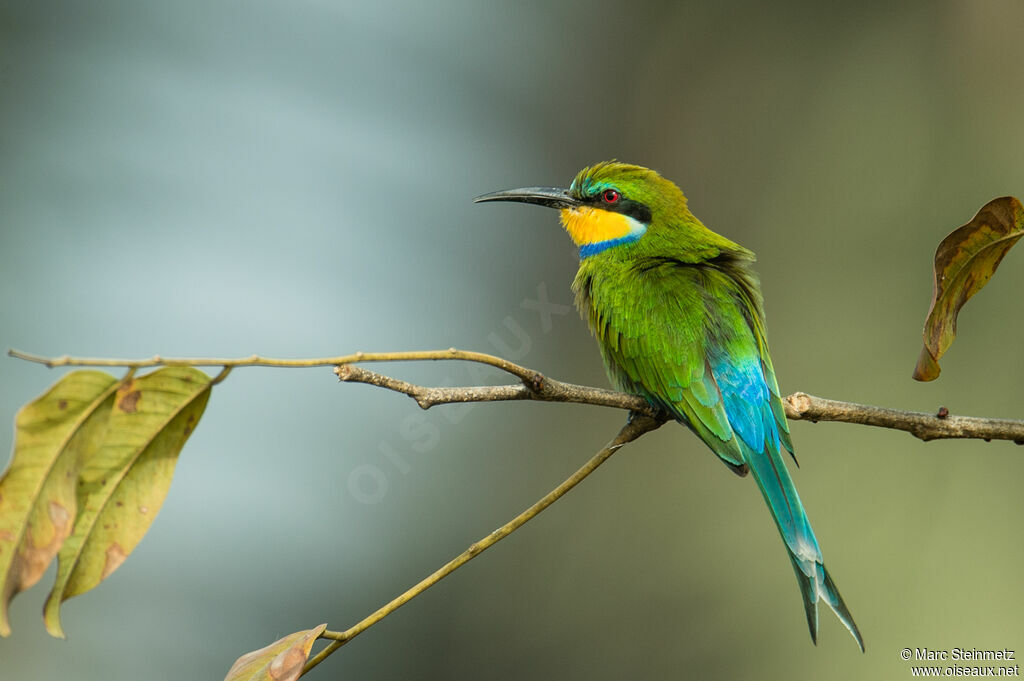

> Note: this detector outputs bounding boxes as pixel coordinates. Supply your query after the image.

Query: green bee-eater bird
[475,161,863,651]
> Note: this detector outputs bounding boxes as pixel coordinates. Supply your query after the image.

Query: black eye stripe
[583,191,652,224]
[619,199,653,224]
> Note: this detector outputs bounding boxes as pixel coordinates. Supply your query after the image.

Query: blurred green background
[2,1,1023,679]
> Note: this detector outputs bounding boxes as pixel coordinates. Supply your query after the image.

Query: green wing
[575,256,792,473]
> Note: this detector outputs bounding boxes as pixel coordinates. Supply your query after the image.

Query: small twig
[6,348,538,382]
[210,367,233,385]
[335,364,655,415]
[300,414,666,676]
[785,392,1024,443]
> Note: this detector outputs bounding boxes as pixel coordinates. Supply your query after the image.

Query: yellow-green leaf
[0,370,121,637]
[43,366,212,637]
[224,625,327,681]
[914,196,1024,381]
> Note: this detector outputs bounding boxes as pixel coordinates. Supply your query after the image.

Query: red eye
[601,189,620,204]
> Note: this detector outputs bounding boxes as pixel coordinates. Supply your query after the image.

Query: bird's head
[475,161,692,258]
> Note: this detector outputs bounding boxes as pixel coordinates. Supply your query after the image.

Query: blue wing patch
[710,352,769,452]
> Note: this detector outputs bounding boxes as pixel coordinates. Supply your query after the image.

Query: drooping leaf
[0,370,122,637]
[43,366,212,637]
[224,625,327,681]
[914,196,1024,381]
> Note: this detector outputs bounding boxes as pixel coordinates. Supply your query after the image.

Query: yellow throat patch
[558,206,640,247]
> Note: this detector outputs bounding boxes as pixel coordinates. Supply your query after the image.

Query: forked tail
[741,437,864,651]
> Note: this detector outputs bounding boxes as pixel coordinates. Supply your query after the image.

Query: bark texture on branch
[783,392,1024,443]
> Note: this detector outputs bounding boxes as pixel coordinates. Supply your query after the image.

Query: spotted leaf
[43,366,212,637]
[224,625,327,681]
[0,371,121,637]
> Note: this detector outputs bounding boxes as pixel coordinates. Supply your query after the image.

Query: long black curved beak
[473,186,579,210]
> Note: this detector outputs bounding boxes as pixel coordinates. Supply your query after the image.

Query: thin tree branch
[6,348,538,382]
[334,364,655,415]
[301,413,666,676]
[10,348,1024,443]
[784,392,1024,443]
[338,361,1024,444]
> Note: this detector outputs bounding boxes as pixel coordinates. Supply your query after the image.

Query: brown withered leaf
[914,196,1024,381]
[224,625,327,681]
[0,371,122,637]
[43,366,212,637]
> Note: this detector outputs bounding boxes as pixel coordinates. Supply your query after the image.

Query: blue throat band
[579,232,644,258]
